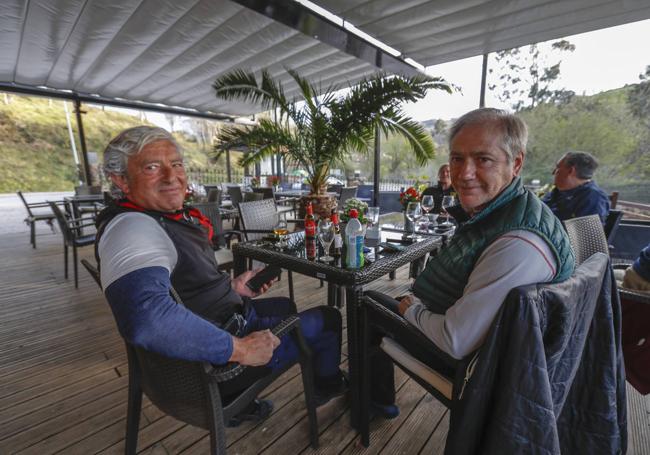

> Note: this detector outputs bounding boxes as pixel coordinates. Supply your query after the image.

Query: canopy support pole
[372,126,380,206]
[226,148,232,182]
[479,54,488,108]
[74,100,92,185]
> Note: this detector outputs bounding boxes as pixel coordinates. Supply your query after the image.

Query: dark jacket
[445,253,627,455]
[422,183,454,213]
[542,180,610,223]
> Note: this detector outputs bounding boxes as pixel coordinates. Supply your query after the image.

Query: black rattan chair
[238,199,295,301]
[49,201,95,288]
[193,202,241,274]
[80,259,319,455]
[338,186,358,209]
[17,190,57,248]
[359,253,611,449]
[563,214,609,265]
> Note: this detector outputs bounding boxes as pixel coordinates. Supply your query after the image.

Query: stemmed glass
[273,214,289,248]
[317,219,335,262]
[441,195,456,226]
[405,201,422,239]
[421,195,434,230]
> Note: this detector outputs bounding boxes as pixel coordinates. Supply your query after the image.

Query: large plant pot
[299,194,338,220]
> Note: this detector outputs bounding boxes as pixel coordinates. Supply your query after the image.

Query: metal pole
[479,53,488,108]
[63,101,82,184]
[372,125,380,206]
[226,148,232,182]
[73,99,92,185]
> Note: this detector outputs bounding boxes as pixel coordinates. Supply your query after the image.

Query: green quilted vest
[412,177,575,314]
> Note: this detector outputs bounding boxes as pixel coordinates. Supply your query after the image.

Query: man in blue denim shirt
[543,151,610,223]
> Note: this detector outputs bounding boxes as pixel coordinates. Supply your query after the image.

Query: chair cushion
[214,249,233,266]
[380,337,452,400]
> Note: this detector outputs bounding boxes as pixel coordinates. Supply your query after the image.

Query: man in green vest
[370,108,575,418]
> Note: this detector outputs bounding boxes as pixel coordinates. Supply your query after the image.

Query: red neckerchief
[117,199,214,244]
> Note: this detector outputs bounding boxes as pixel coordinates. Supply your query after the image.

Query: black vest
[96,204,242,324]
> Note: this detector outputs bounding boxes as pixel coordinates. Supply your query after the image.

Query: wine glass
[317,219,335,262]
[421,195,434,229]
[441,195,456,226]
[405,201,422,239]
[273,215,289,247]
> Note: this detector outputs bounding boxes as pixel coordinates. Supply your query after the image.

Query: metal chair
[193,202,241,274]
[359,253,612,450]
[207,188,222,204]
[563,214,609,265]
[243,192,264,202]
[338,186,358,209]
[16,190,56,248]
[604,209,624,243]
[237,199,295,301]
[49,201,96,288]
[80,259,319,455]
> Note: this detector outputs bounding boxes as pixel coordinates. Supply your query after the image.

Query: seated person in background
[371,108,575,415]
[542,151,610,223]
[619,244,650,292]
[97,126,346,425]
[422,164,454,213]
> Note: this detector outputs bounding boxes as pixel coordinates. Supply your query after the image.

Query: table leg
[346,284,364,429]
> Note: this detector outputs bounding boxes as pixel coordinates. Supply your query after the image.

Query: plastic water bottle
[345,209,365,269]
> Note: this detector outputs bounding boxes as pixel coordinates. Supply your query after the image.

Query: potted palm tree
[213,69,451,218]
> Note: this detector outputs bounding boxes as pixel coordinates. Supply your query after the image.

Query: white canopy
[1,0,649,118]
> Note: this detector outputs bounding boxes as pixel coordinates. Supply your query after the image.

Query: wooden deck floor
[1,226,648,454]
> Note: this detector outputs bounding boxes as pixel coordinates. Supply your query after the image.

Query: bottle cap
[349,209,358,218]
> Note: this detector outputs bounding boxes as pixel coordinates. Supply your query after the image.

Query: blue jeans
[220,297,342,400]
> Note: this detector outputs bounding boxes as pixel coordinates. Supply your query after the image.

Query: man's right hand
[229,329,281,366]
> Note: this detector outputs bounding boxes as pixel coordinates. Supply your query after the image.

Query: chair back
[49,201,75,245]
[563,214,609,266]
[338,186,358,208]
[375,191,403,214]
[75,185,102,195]
[207,188,222,203]
[227,186,243,208]
[357,184,373,200]
[238,199,278,241]
[604,209,623,243]
[253,187,274,199]
[193,202,225,247]
[17,191,34,217]
[327,184,343,196]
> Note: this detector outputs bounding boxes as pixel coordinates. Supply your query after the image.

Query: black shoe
[227,399,273,427]
[313,371,349,407]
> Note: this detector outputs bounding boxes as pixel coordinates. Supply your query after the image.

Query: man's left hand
[232,268,275,298]
[398,295,414,316]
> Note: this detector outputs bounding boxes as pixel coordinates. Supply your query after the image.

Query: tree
[489,40,576,111]
[628,65,650,125]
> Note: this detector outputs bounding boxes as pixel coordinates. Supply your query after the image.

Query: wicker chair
[80,259,319,455]
[49,201,96,288]
[17,191,57,248]
[193,202,241,274]
[237,199,295,301]
[563,214,609,265]
[359,253,611,449]
[338,186,358,209]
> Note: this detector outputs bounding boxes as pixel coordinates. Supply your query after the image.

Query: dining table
[232,214,451,430]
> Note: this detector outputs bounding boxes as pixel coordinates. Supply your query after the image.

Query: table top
[233,228,443,286]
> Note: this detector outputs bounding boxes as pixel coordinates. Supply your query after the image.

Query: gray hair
[562,151,598,179]
[103,126,180,197]
[449,108,528,162]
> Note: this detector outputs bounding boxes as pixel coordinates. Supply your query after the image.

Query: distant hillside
[0,94,220,193]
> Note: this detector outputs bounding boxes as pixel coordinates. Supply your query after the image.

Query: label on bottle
[346,235,358,268]
[305,220,316,239]
[334,233,343,249]
[356,235,365,267]
[306,237,316,260]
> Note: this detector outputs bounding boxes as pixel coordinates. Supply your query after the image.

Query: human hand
[398,295,414,316]
[229,329,281,366]
[231,268,275,297]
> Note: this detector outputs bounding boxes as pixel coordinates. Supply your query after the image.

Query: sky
[402,18,650,121]
[140,18,650,128]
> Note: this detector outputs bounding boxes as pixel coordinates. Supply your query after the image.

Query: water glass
[405,201,422,239]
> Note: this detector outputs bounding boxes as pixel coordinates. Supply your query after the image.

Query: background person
[97,126,346,426]
[542,151,610,223]
[422,164,454,213]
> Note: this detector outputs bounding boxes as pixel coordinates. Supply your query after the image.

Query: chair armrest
[204,315,301,382]
[363,292,459,371]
